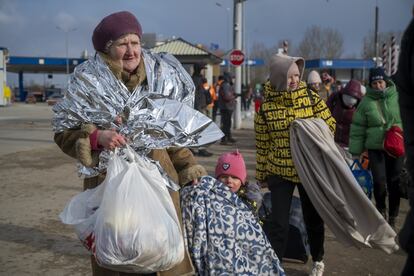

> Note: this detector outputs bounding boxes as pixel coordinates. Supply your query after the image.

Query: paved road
[0,103,408,275]
[0,103,55,156]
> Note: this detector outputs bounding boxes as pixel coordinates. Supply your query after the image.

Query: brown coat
[54,52,205,276]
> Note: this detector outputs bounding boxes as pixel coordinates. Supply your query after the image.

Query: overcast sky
[0,0,412,87]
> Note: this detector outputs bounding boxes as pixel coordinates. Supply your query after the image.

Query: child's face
[309,82,320,92]
[322,72,330,83]
[218,175,242,193]
[371,79,386,91]
[287,73,300,91]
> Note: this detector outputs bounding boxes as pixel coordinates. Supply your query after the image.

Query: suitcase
[259,192,310,263]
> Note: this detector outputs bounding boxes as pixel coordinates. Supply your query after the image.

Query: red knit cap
[92,11,142,52]
[215,150,247,183]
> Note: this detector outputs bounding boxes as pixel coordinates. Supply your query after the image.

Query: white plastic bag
[94,146,184,273]
[59,146,128,251]
[59,180,105,251]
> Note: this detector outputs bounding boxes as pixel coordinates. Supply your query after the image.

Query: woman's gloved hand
[178,164,207,186]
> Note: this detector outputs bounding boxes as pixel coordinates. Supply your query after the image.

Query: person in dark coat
[192,63,213,156]
[213,75,224,123]
[395,16,414,276]
[326,79,364,148]
[192,63,208,114]
[217,72,236,145]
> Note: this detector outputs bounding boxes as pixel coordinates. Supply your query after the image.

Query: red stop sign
[229,49,245,66]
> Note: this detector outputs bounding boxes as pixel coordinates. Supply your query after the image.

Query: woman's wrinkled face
[218,175,242,193]
[371,79,386,91]
[108,33,141,73]
[287,73,300,91]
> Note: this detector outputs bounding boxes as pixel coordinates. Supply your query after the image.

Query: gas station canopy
[6,56,87,74]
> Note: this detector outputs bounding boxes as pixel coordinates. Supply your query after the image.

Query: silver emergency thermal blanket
[290,118,398,254]
[52,50,223,179]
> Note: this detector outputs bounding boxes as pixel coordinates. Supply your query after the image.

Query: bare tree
[296,25,344,59]
[296,26,323,59]
[247,39,303,85]
[361,30,402,59]
[324,28,344,58]
[248,41,280,84]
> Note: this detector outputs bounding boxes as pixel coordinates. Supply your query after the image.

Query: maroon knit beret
[92,11,142,52]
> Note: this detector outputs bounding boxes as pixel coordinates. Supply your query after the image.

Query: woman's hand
[183,178,200,187]
[97,129,126,150]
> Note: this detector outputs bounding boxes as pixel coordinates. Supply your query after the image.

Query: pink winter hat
[92,11,142,52]
[215,150,247,183]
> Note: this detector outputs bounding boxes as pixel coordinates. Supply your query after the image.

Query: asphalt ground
[0,103,409,275]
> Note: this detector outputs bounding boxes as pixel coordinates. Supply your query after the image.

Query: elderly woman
[53,11,207,276]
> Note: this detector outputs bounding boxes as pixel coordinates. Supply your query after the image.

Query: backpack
[204,87,212,105]
[259,193,310,263]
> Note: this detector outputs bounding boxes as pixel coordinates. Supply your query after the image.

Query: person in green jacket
[255,54,336,276]
[349,67,404,228]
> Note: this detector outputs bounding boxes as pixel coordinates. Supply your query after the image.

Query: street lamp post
[56,26,77,82]
[233,0,244,129]
[215,2,231,70]
[216,0,246,129]
[374,5,380,66]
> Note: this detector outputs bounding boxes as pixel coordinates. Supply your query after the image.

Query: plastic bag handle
[350,159,364,170]
[112,145,137,163]
[124,145,137,163]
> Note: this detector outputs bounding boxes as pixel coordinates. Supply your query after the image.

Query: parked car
[46,93,63,106]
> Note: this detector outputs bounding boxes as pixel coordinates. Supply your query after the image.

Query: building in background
[305,58,376,86]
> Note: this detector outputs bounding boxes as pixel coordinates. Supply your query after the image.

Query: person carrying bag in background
[349,67,404,228]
